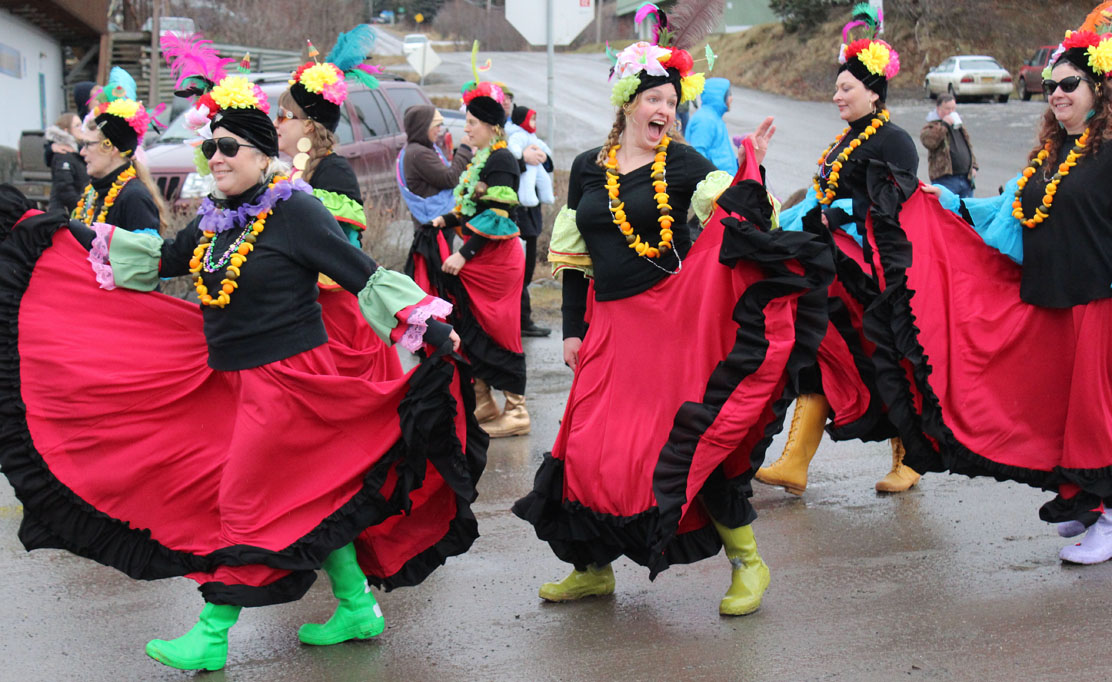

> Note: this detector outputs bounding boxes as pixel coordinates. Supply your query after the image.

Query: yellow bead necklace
[1012,128,1089,229]
[604,135,674,260]
[812,110,890,205]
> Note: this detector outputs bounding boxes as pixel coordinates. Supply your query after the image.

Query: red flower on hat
[1064,30,1102,51]
[660,48,693,77]
[196,92,218,119]
[843,39,873,61]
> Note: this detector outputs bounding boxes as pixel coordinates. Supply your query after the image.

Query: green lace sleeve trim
[547,205,593,279]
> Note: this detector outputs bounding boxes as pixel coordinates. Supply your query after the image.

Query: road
[0,52,1099,681]
[419,50,1045,197]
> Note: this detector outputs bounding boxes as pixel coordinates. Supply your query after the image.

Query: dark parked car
[1017,45,1057,100]
[13,130,50,207]
[146,73,437,206]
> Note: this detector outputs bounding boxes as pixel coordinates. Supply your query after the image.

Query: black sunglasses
[201,137,258,160]
[1043,75,1092,95]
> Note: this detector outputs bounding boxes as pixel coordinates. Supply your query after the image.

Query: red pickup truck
[146,73,438,206]
[1017,45,1056,101]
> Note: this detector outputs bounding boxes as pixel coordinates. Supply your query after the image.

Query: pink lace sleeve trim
[87,222,116,290]
[396,295,453,352]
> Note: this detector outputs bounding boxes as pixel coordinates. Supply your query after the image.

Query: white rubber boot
[1060,512,1112,564]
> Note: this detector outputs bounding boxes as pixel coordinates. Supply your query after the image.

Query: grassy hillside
[706,1,1097,101]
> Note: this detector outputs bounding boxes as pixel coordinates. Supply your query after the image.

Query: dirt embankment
[693,1,1098,102]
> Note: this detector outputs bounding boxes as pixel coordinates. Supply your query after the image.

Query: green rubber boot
[298,543,385,646]
[538,564,615,602]
[713,520,771,616]
[145,602,241,671]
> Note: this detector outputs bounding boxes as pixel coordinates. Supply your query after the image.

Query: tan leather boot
[482,392,530,438]
[754,394,830,495]
[875,437,921,493]
[473,377,500,424]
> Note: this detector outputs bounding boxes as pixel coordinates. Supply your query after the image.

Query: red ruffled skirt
[318,288,403,381]
[864,183,1112,524]
[513,181,832,576]
[2,217,485,606]
[407,228,526,394]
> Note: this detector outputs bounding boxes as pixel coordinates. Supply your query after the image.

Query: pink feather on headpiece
[354,64,384,76]
[160,33,235,89]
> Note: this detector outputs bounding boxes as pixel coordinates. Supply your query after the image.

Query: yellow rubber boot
[713,521,770,616]
[473,378,500,424]
[482,391,531,438]
[875,437,921,493]
[538,564,614,602]
[755,394,830,495]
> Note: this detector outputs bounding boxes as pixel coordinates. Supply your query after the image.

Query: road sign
[505,0,595,47]
[407,41,441,82]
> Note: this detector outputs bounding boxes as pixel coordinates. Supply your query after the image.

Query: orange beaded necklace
[812,110,890,205]
[1012,128,1089,229]
[604,135,674,259]
[73,166,137,224]
[188,176,284,308]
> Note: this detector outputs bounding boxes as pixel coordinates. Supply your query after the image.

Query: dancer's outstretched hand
[738,116,776,169]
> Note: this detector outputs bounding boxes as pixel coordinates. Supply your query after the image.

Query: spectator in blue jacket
[685,77,737,175]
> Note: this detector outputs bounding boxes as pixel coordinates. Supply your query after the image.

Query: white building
[0,1,105,149]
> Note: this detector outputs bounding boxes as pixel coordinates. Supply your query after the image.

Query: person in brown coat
[920,93,977,198]
[399,105,473,226]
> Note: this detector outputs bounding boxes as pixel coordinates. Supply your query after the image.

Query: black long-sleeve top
[1018,136,1112,308]
[561,142,717,338]
[442,146,520,260]
[818,114,918,230]
[80,163,161,232]
[310,153,363,204]
[159,182,379,370]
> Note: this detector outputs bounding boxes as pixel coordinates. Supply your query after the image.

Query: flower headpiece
[607,1,721,106]
[289,25,384,132]
[163,37,278,169]
[837,4,899,100]
[88,67,152,154]
[1043,29,1112,82]
[460,42,506,126]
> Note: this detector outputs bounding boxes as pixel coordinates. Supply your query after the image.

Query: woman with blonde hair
[73,68,166,234]
[270,25,405,380]
[512,4,831,616]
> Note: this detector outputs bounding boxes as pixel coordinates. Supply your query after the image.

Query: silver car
[924,55,1013,103]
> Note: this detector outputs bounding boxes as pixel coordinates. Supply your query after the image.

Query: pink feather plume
[160,33,235,88]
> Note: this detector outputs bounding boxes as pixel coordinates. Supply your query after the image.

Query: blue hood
[700,78,731,116]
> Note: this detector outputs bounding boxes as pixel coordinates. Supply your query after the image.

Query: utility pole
[149,0,161,106]
[595,0,601,44]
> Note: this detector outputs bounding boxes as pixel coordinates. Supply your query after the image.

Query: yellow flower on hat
[856,41,891,77]
[299,63,342,94]
[1088,36,1112,78]
[211,75,260,110]
[105,98,141,120]
[680,73,705,103]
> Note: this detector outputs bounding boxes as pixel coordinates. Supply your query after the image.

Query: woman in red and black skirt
[865,24,1112,564]
[408,66,529,439]
[756,10,922,496]
[0,70,482,672]
[512,9,832,617]
[269,25,405,382]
